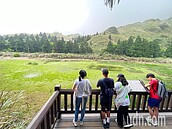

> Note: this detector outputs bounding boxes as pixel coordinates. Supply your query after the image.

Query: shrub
[27,62,38,65]
[0,90,27,128]
[13,53,20,57]
[0,52,3,56]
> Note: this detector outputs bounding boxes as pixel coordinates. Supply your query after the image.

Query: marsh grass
[0,59,172,128]
[0,90,27,129]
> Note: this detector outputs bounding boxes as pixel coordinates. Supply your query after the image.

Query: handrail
[59,89,172,114]
[26,85,60,129]
[27,84,172,129]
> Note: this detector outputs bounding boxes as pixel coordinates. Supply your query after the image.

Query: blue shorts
[148,97,161,108]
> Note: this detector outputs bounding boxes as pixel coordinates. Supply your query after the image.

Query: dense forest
[0,33,172,58]
[105,35,172,58]
[0,33,93,54]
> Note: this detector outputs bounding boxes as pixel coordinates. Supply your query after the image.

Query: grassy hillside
[47,32,80,41]
[89,17,172,53]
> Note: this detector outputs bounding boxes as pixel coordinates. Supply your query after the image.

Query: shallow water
[24,73,40,78]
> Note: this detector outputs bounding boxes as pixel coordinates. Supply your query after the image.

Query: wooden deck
[54,113,172,129]
[26,84,172,129]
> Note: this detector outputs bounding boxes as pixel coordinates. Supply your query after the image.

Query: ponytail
[78,70,87,81]
[79,76,82,81]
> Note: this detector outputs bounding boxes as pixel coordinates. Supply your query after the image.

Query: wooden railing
[26,86,61,129]
[27,85,172,129]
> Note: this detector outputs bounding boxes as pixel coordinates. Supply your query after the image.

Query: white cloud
[0,0,89,34]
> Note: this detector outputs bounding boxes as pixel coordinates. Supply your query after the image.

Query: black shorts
[100,96,112,111]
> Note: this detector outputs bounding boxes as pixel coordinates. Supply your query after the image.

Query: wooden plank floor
[54,113,172,129]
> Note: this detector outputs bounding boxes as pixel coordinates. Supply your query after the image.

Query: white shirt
[74,79,92,98]
[114,82,131,109]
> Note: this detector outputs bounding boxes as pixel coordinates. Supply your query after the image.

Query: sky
[0,0,172,35]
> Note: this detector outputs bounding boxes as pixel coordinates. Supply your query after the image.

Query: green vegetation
[0,59,172,128]
[1,17,172,128]
[0,33,92,54]
[105,36,163,58]
[90,17,172,53]
[1,18,172,58]
[13,53,21,57]
[0,90,26,129]
[1,59,172,91]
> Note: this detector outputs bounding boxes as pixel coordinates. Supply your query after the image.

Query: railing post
[54,85,61,91]
[55,85,61,119]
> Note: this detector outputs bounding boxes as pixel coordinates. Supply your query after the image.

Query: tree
[106,41,114,54]
[106,36,163,58]
[148,40,161,58]
[0,36,5,51]
[142,39,150,57]
[25,37,31,53]
[29,34,38,53]
[64,41,73,53]
[108,35,112,40]
[125,36,134,56]
[104,0,120,8]
[115,40,128,55]
[54,37,65,53]
[129,36,145,57]
[35,34,42,52]
[41,38,51,53]
[165,41,172,57]
[40,33,51,53]
[84,42,93,54]
[39,32,43,37]
[8,36,15,51]
[52,36,58,53]
[15,35,26,52]
[73,40,80,54]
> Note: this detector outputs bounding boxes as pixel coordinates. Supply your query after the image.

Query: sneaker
[80,121,84,126]
[124,124,133,128]
[73,118,77,127]
[103,123,107,129]
[117,124,123,128]
[106,122,110,128]
[114,118,118,124]
[145,117,153,126]
[115,119,123,128]
[152,121,158,127]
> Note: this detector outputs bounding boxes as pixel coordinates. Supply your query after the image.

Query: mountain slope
[89,17,172,53]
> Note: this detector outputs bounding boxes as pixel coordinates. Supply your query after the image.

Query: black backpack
[102,79,114,96]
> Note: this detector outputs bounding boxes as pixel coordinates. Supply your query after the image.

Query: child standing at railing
[72,70,92,127]
[97,68,114,129]
[144,73,162,126]
[114,74,133,128]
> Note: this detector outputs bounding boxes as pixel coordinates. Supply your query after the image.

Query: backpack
[152,80,168,99]
[103,79,114,97]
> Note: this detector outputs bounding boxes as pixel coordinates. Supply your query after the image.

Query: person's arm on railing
[72,84,77,91]
[145,83,150,88]
[144,83,150,90]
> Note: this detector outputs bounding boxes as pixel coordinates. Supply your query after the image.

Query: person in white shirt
[72,70,92,127]
[114,74,133,128]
